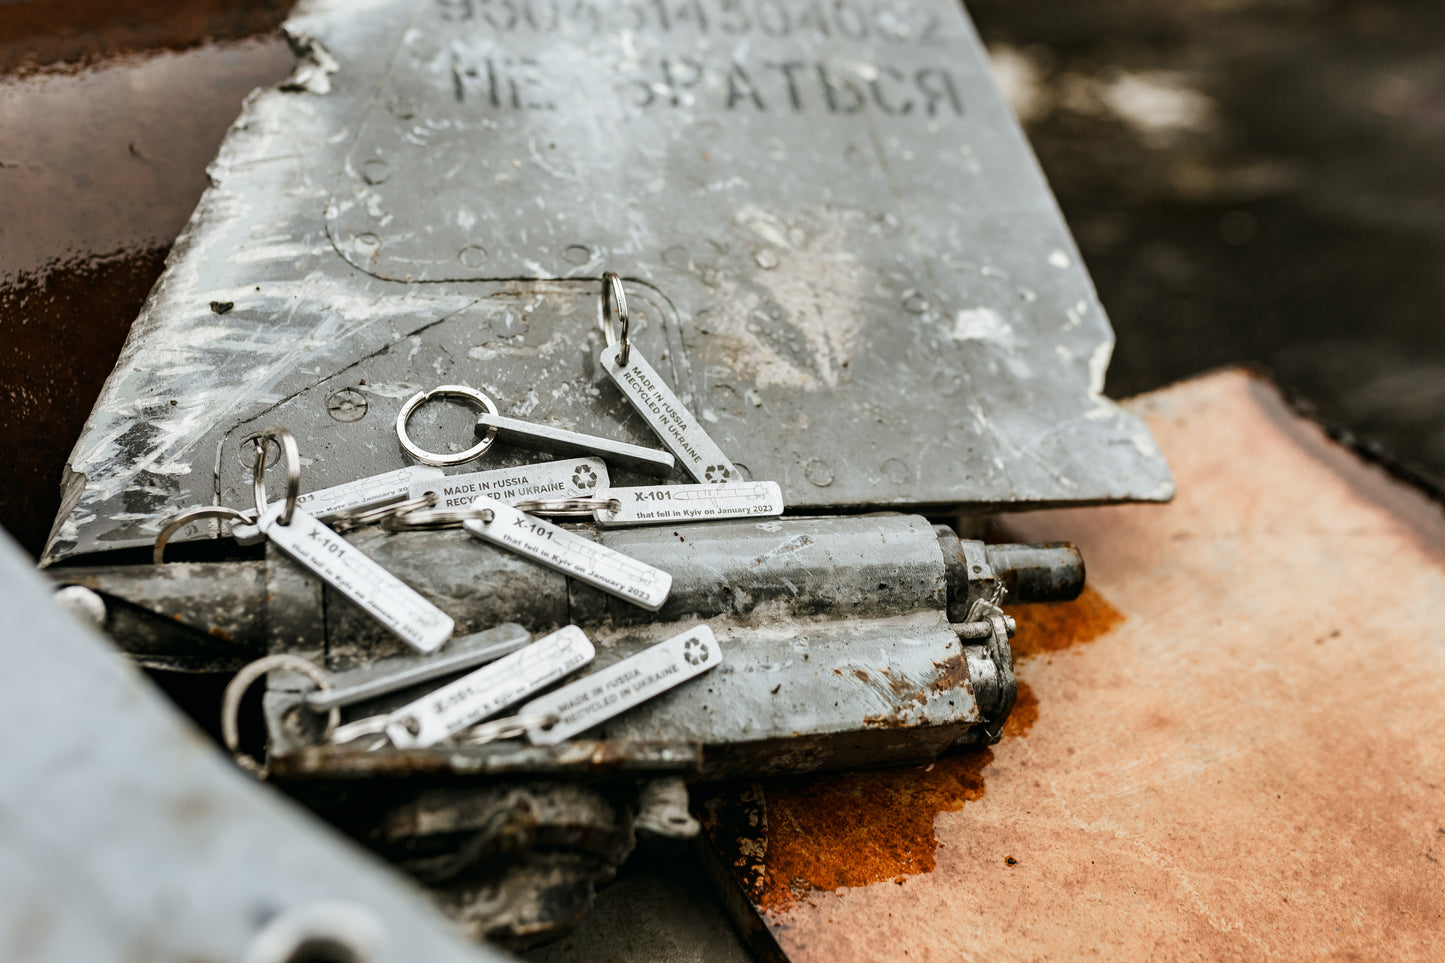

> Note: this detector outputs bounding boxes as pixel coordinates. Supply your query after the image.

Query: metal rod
[474,413,676,476]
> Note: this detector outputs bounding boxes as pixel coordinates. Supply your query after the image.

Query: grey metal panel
[43,0,1171,565]
[0,528,512,963]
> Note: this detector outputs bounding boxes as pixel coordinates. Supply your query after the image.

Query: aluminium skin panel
[43,0,1171,565]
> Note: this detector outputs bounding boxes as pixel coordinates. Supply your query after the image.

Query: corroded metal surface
[270,739,703,779]
[43,0,1171,565]
[60,516,1047,776]
[701,369,1445,961]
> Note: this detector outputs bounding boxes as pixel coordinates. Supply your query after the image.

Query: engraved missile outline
[593,481,783,526]
[462,497,672,608]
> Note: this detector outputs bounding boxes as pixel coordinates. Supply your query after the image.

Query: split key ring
[396,385,500,467]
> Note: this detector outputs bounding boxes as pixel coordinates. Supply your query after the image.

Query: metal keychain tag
[463,498,672,610]
[255,502,454,653]
[408,458,610,510]
[593,481,784,527]
[386,625,595,748]
[397,382,674,475]
[596,273,739,483]
[233,465,445,543]
[304,622,531,711]
[471,412,676,476]
[520,625,722,745]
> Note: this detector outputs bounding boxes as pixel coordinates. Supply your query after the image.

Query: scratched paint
[38,0,1173,564]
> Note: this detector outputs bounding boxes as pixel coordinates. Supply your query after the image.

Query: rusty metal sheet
[698,368,1445,961]
[43,0,1171,565]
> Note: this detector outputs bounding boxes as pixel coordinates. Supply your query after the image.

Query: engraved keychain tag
[256,502,454,653]
[520,625,722,745]
[599,343,739,484]
[463,498,672,610]
[596,272,739,483]
[386,625,595,748]
[233,465,445,543]
[594,481,784,527]
[304,622,532,711]
[409,458,610,510]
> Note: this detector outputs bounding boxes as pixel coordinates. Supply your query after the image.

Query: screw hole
[243,902,381,963]
[277,939,364,963]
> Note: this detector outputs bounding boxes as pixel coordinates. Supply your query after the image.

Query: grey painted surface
[0,526,513,962]
[44,0,1170,565]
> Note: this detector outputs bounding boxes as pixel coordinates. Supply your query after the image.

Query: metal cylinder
[984,542,1085,603]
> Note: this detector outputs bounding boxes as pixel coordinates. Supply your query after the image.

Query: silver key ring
[396,385,499,467]
[221,654,339,775]
[248,427,301,526]
[330,713,395,747]
[513,496,621,518]
[600,271,630,367]
[153,505,252,564]
[455,711,560,747]
[380,505,497,532]
[329,491,439,534]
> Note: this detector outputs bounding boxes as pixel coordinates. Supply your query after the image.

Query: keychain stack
[154,272,776,763]
[117,269,1058,946]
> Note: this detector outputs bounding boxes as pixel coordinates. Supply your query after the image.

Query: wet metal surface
[0,0,294,557]
[701,369,1445,960]
[39,0,1172,564]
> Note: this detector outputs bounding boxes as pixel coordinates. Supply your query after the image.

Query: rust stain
[0,0,295,556]
[930,653,971,694]
[705,749,995,914]
[1007,585,1124,659]
[859,656,973,728]
[1004,680,1038,737]
[706,590,1121,914]
[718,680,1042,912]
[0,0,289,77]
[1,251,169,555]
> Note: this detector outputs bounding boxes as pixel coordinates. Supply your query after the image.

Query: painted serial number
[437,0,947,46]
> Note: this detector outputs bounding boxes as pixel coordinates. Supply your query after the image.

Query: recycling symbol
[683,637,709,666]
[572,465,598,490]
[704,464,733,483]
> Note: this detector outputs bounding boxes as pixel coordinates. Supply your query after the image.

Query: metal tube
[54,516,1084,671]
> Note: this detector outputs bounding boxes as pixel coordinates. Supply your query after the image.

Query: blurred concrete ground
[969,0,1445,486]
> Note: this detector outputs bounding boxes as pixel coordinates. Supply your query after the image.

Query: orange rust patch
[704,599,1072,915]
[1007,585,1124,659]
[1003,680,1038,738]
[710,748,995,913]
[930,654,971,694]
